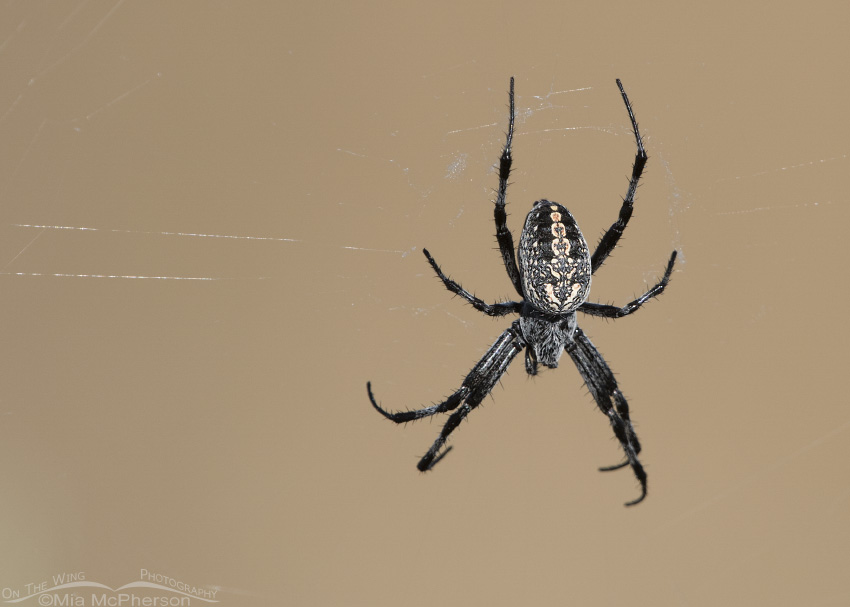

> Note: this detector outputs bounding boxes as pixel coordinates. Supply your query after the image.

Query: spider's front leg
[566,326,647,506]
[367,321,526,470]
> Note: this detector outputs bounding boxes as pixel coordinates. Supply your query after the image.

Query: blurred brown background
[1,1,848,606]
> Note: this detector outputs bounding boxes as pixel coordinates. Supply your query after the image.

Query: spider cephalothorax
[367,78,677,506]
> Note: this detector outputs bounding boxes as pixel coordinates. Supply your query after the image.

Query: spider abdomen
[518,200,592,313]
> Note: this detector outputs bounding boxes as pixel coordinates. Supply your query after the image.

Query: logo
[2,570,220,606]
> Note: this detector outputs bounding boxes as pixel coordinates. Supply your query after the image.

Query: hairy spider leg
[566,326,647,506]
[423,249,523,317]
[368,321,526,471]
[493,77,524,297]
[579,250,677,318]
[368,382,466,422]
[590,79,648,274]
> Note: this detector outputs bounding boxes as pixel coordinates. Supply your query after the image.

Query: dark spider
[367,78,677,506]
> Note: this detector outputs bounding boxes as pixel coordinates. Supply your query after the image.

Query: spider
[367,78,677,506]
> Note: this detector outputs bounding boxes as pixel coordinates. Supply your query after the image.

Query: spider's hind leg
[493,77,524,297]
[589,79,648,274]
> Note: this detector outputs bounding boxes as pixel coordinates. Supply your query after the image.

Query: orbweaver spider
[367,78,677,506]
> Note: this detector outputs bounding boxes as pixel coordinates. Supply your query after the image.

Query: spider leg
[419,321,526,470]
[566,326,647,506]
[493,77,524,297]
[424,249,523,317]
[368,321,526,470]
[590,79,647,274]
[368,382,467,422]
[579,250,677,318]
